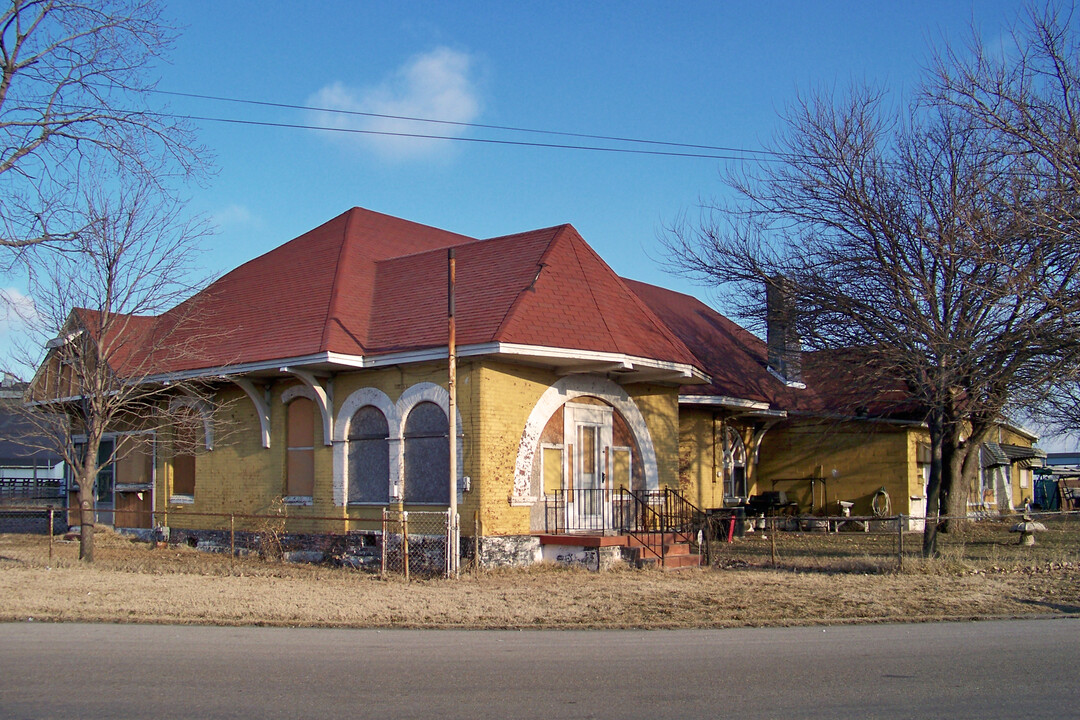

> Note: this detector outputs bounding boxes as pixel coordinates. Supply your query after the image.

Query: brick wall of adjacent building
[756,419,923,517]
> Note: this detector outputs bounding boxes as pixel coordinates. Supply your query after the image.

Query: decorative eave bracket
[281,367,334,447]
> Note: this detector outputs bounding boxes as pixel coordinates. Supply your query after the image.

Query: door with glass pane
[565,403,613,530]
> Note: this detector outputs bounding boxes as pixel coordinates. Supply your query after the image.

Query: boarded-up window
[94,438,115,503]
[403,401,449,505]
[348,406,389,504]
[59,360,74,397]
[286,397,315,497]
[171,410,199,497]
[542,445,563,495]
[117,435,154,486]
[612,447,632,491]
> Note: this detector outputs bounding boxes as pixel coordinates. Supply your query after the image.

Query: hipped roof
[93,207,704,377]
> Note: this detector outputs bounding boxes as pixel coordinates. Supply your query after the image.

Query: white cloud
[0,287,39,378]
[0,287,38,331]
[307,47,482,161]
[211,203,259,228]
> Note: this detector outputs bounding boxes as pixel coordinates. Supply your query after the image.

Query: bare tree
[0,0,204,250]
[930,3,1080,435]
[18,180,216,562]
[663,4,1080,557]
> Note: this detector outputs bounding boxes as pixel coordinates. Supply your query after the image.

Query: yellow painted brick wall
[158,363,484,535]
[156,385,280,533]
[985,425,1038,511]
[756,419,918,516]
[160,360,682,539]
[625,384,679,490]
[679,408,713,508]
[472,361,556,537]
[678,409,779,510]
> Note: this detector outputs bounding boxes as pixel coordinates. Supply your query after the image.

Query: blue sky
[10,1,1068,444]
[156,0,1026,292]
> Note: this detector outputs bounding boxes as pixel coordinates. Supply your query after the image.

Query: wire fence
[1,503,1076,575]
[0,504,462,579]
[380,509,456,580]
[700,509,1080,572]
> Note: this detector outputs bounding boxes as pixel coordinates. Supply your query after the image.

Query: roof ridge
[622,276,747,367]
[319,208,360,352]
[565,228,618,346]
[483,223,573,243]
[568,246,703,367]
[490,226,566,341]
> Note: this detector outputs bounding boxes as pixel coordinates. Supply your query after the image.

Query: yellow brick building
[34,208,1044,567]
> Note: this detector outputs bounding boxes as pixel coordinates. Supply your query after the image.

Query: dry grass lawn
[1,521,1078,629]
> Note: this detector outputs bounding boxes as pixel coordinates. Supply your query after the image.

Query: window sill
[169,495,194,505]
[283,496,313,507]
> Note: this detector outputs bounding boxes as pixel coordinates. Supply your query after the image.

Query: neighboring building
[27,208,1041,565]
[0,375,65,506]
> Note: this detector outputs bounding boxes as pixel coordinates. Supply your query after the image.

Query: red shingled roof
[626,278,924,418]
[90,207,704,376]
[624,279,797,404]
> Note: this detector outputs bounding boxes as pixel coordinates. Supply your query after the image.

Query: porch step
[627,540,701,570]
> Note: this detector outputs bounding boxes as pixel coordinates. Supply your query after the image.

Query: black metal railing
[545,488,629,534]
[544,486,705,567]
[0,477,66,502]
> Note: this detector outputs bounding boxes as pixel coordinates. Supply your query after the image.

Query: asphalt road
[0,618,1076,719]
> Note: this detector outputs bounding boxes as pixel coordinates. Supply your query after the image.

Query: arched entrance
[511,376,658,532]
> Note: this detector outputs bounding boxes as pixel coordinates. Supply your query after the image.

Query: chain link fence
[700,510,1080,572]
[381,509,457,579]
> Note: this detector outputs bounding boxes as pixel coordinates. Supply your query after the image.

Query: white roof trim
[679,395,771,411]
[139,342,710,385]
[766,365,806,389]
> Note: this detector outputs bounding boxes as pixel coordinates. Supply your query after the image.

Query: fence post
[770,517,778,568]
[48,506,53,566]
[230,514,236,560]
[380,509,387,580]
[897,514,904,571]
[403,511,410,583]
[473,509,481,573]
[445,508,452,579]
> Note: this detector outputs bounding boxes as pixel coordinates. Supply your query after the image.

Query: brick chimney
[766,277,803,387]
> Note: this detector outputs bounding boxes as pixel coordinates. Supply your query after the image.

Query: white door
[565,403,613,530]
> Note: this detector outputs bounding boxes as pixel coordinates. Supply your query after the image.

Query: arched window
[723,426,747,499]
[286,397,315,498]
[403,401,449,505]
[348,406,390,504]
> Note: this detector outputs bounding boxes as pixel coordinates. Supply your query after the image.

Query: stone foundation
[469,535,542,567]
[155,527,386,568]
[539,543,627,570]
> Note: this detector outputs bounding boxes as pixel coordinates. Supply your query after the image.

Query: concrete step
[629,542,701,569]
[625,532,691,548]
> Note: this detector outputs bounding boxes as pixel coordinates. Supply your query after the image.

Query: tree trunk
[77,482,95,563]
[941,423,969,533]
[922,411,945,558]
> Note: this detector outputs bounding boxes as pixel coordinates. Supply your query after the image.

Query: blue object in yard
[1034,477,1060,511]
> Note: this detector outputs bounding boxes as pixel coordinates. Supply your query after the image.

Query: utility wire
[156,88,782,160]
[167,111,776,161]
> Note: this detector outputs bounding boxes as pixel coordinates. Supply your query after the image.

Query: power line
[167,112,776,162]
[156,88,783,160]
